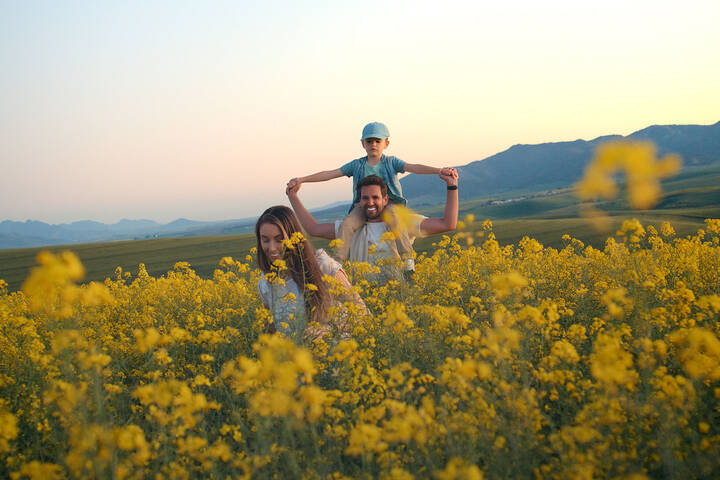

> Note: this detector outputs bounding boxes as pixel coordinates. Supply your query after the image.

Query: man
[286,169,458,273]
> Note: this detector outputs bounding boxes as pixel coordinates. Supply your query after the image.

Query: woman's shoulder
[257,274,270,292]
[315,249,342,276]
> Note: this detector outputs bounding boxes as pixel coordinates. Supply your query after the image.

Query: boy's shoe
[403,269,415,283]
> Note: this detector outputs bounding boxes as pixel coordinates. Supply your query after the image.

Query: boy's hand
[287,177,302,189]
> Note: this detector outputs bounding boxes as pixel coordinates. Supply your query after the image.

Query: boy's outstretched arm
[286,183,337,240]
[419,169,459,235]
[288,168,343,189]
[404,163,441,175]
[404,164,456,176]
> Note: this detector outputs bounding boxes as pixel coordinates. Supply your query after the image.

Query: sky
[1,0,719,224]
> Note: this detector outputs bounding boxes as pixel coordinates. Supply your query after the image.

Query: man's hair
[356,174,388,198]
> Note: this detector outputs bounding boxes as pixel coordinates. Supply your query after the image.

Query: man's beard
[364,204,383,221]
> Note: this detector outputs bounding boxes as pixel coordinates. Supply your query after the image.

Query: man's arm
[419,169,459,235]
[286,183,337,240]
[287,169,343,189]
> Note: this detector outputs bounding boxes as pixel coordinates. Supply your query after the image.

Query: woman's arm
[329,268,367,337]
[334,269,367,312]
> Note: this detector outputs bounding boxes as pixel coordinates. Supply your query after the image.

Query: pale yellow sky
[1,0,719,223]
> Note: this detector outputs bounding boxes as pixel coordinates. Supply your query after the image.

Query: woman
[255,205,361,343]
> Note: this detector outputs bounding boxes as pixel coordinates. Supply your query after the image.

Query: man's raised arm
[286,183,337,240]
[419,168,459,235]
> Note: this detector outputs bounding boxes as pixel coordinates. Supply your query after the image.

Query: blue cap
[361,122,390,140]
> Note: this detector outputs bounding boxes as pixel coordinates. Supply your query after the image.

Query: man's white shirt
[334,218,423,270]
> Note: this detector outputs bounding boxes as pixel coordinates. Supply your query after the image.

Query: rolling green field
[2,165,719,292]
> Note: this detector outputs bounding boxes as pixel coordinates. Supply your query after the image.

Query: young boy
[287,121,453,262]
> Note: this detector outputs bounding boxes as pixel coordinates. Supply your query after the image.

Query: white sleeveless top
[257,249,341,339]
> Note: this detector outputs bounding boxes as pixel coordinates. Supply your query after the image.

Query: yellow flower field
[1,217,719,479]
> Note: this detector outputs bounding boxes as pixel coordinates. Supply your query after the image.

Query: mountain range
[0,217,249,250]
[402,121,720,206]
[0,202,351,250]
[2,121,718,249]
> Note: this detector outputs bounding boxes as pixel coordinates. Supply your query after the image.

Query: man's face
[359,184,388,222]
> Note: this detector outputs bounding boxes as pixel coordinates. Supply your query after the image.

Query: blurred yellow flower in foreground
[576,141,682,231]
[382,204,420,238]
[0,411,18,453]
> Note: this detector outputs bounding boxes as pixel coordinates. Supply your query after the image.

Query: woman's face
[259,222,285,264]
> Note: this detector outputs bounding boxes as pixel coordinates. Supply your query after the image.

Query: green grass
[0,235,257,293]
[3,165,719,293]
[2,211,713,294]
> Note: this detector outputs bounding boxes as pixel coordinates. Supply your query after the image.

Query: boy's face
[359,184,388,222]
[361,137,389,157]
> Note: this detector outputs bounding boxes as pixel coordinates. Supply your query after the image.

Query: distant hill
[401,121,720,206]
[0,218,256,250]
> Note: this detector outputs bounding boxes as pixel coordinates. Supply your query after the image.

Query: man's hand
[439,168,458,186]
[419,168,459,235]
[439,167,455,176]
[287,177,302,190]
[286,181,301,197]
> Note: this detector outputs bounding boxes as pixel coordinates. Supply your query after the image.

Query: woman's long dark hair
[255,206,331,325]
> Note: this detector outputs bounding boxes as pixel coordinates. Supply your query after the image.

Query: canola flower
[576,140,683,230]
[0,218,719,478]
